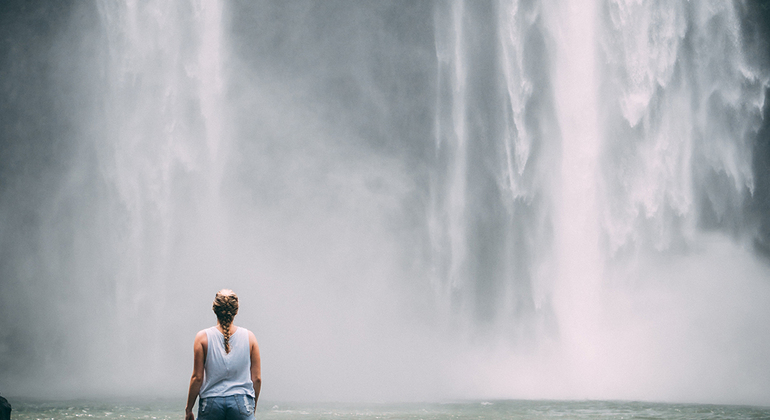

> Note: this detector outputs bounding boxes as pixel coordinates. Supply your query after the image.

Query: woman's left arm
[249,331,261,411]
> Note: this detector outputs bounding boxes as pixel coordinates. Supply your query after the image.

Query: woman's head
[213,289,239,320]
[212,289,239,353]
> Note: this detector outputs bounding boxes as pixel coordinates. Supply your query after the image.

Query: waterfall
[429,0,767,326]
[39,0,230,392]
[1,0,769,404]
[428,0,770,400]
[97,0,229,388]
[547,0,605,374]
[431,0,470,324]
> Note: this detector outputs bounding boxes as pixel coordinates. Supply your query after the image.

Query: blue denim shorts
[198,394,255,420]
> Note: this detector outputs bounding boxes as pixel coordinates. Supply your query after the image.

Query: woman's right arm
[185,330,207,420]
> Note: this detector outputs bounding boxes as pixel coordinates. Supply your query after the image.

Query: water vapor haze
[1,0,770,406]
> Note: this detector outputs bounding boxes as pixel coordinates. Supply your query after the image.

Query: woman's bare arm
[249,331,261,410]
[185,330,207,420]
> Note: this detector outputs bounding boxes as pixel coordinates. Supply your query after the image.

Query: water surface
[11,399,770,420]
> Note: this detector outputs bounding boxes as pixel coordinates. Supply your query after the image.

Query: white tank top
[199,326,255,398]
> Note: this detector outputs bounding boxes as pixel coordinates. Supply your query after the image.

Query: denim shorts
[198,394,255,420]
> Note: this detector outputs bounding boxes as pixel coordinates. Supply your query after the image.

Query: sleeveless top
[199,326,255,398]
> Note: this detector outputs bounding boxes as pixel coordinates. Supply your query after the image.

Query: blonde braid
[212,289,239,353]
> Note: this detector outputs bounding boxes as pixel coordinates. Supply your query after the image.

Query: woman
[185,289,261,420]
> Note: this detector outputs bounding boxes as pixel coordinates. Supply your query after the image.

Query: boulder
[0,395,10,420]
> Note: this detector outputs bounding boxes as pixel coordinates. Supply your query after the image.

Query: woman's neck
[216,322,237,335]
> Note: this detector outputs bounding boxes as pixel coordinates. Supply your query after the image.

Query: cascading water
[426,1,767,395]
[1,0,769,405]
[96,0,229,383]
[0,0,231,394]
[429,0,770,401]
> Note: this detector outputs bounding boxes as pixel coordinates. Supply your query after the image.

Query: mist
[1,0,770,406]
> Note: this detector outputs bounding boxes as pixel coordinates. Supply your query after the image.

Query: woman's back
[200,327,255,398]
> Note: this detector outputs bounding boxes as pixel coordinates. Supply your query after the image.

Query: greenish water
[9,399,770,420]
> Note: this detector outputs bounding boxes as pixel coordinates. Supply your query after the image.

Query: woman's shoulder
[233,326,256,342]
[194,329,209,346]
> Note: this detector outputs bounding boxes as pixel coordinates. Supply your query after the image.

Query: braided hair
[212,289,239,353]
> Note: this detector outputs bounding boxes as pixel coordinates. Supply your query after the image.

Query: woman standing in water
[186,290,261,420]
